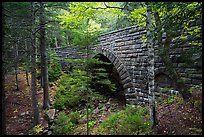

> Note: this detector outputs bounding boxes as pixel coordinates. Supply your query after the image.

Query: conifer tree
[30,2,39,127]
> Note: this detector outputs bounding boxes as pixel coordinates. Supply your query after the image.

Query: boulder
[46,109,56,122]
[47,130,52,135]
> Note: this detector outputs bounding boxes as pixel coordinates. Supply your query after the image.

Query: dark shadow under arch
[93,47,134,93]
[155,72,176,90]
[91,53,127,107]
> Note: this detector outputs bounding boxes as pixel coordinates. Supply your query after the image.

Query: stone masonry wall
[52,25,202,105]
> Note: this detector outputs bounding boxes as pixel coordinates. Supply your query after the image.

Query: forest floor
[4,69,57,135]
[4,70,202,135]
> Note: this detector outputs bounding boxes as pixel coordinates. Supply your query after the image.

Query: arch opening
[91,53,126,108]
[155,73,177,92]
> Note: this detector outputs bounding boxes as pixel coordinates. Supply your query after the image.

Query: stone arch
[155,68,176,89]
[93,47,134,94]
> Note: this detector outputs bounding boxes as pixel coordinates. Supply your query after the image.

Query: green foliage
[53,86,81,110]
[36,69,42,80]
[32,124,43,135]
[87,58,116,93]
[180,47,202,67]
[166,95,177,105]
[188,128,202,135]
[158,93,183,106]
[54,56,117,135]
[65,57,116,92]
[58,2,125,29]
[48,49,63,82]
[188,84,202,110]
[89,91,107,104]
[53,69,89,110]
[58,2,126,47]
[53,112,75,135]
[68,111,81,124]
[192,100,201,109]
[48,60,62,82]
[160,87,174,93]
[189,84,202,94]
[54,56,116,110]
[128,6,146,27]
[88,120,96,128]
[93,105,152,135]
[53,92,67,110]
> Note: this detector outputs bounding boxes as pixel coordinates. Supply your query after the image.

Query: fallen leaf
[14,109,18,113]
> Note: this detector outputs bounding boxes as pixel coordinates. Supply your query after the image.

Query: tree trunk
[39,2,50,109]
[31,2,39,127]
[146,2,156,127]
[55,37,58,48]
[154,9,191,102]
[67,35,69,46]
[159,33,191,101]
[2,3,6,135]
[25,40,30,86]
[86,18,90,135]
[15,43,19,91]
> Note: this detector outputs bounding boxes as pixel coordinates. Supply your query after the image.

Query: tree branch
[90,2,129,11]
[154,11,163,46]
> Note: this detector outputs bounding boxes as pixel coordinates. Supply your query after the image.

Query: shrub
[47,49,63,82]
[93,105,152,135]
[68,111,81,124]
[166,95,177,105]
[88,120,96,128]
[53,85,81,110]
[188,84,202,111]
[53,112,75,135]
[53,69,89,110]
[48,59,62,82]
[53,92,67,110]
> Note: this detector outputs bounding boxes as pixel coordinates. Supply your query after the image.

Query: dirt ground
[4,69,56,135]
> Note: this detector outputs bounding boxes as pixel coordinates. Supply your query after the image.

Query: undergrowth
[92,105,153,135]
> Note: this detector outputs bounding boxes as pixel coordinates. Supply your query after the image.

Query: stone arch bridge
[52,25,202,105]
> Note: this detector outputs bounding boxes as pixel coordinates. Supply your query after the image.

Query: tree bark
[146,2,156,127]
[25,39,30,86]
[31,2,39,127]
[15,43,19,91]
[159,32,191,101]
[55,37,58,48]
[153,7,191,101]
[39,2,50,109]
[2,3,6,135]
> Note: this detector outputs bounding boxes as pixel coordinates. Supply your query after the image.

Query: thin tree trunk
[31,2,39,127]
[15,43,19,91]
[40,66,43,87]
[67,35,69,46]
[159,33,191,101]
[55,37,58,48]
[25,40,30,86]
[39,2,50,109]
[146,2,156,127]
[154,8,191,101]
[86,18,90,135]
